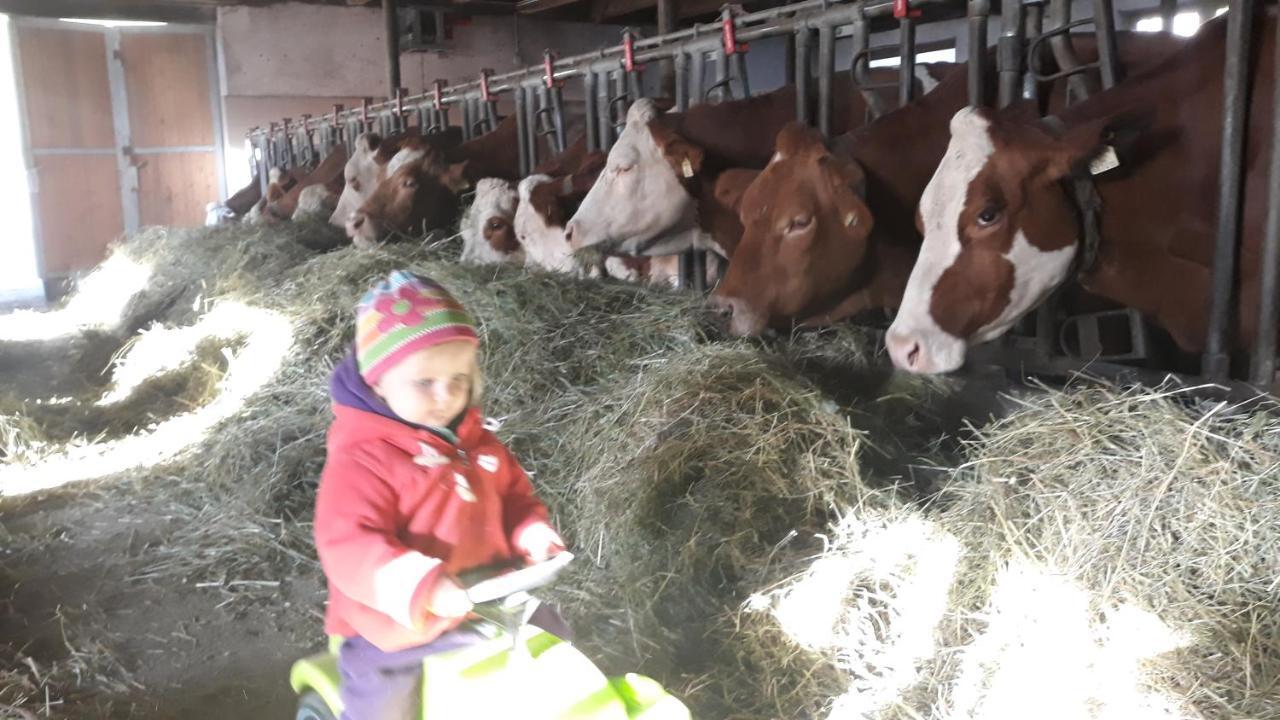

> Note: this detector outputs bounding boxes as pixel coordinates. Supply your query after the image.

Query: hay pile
[2,217,1280,720]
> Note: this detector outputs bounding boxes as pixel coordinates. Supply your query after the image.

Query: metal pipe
[1251,12,1280,386]
[597,69,615,149]
[731,52,751,97]
[1204,0,1258,381]
[794,28,812,124]
[898,16,916,106]
[1046,0,1096,102]
[967,0,990,107]
[584,71,599,152]
[613,70,628,132]
[462,98,474,141]
[851,13,883,120]
[1091,0,1121,89]
[1022,1,1045,102]
[247,0,965,143]
[689,48,706,106]
[996,0,1025,108]
[515,85,531,177]
[526,85,542,165]
[817,22,835,137]
[692,248,708,293]
[675,51,689,111]
[383,0,401,99]
[657,0,677,98]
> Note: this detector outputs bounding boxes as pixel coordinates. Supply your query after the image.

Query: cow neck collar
[1038,115,1104,283]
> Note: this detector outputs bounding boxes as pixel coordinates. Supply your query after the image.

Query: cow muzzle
[708,293,767,338]
[347,211,379,250]
[884,328,966,374]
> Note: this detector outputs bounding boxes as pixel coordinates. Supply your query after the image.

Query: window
[1132,9,1223,37]
[869,47,958,68]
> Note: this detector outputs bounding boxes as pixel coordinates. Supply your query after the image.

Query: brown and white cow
[563,67,952,258]
[459,178,521,265]
[886,20,1235,374]
[265,144,348,221]
[711,32,1185,338]
[329,127,462,228]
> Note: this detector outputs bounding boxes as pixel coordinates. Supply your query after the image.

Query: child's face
[373,340,478,428]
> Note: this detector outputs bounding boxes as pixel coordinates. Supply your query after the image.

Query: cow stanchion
[816,21,835,137]
[968,0,990,106]
[1205,0,1259,381]
[794,27,813,125]
[595,67,615,150]
[1251,9,1280,386]
[541,50,568,154]
[674,50,690,112]
[480,69,500,135]
[996,0,1026,107]
[895,0,921,106]
[515,84,532,177]
[462,96,475,141]
[583,69,600,153]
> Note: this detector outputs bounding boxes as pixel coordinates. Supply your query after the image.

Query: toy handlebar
[461,552,575,605]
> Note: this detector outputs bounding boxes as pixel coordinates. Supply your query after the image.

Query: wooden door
[119,30,221,228]
[13,21,223,282]
[15,24,124,278]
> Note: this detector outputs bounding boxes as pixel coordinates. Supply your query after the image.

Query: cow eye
[786,215,814,233]
[976,206,1001,227]
[402,177,418,190]
[350,179,361,192]
[615,163,634,174]
[487,218,506,230]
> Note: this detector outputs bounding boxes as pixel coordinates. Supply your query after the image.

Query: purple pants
[337,605,572,720]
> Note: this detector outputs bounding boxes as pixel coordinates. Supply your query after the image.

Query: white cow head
[515,174,581,275]
[460,178,520,265]
[886,107,1114,374]
[330,133,388,227]
[564,99,706,256]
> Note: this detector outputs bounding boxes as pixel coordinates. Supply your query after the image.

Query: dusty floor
[1,489,324,719]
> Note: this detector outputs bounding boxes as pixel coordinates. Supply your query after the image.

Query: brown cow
[886,18,1243,374]
[564,66,954,257]
[330,127,462,227]
[712,32,1185,338]
[264,144,349,220]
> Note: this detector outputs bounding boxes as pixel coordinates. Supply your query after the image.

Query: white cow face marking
[564,99,703,256]
[515,175,580,275]
[887,107,1083,374]
[460,178,520,265]
[330,133,386,227]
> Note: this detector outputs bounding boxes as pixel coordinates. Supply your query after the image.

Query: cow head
[331,133,388,227]
[515,174,580,274]
[564,99,704,256]
[460,178,520,265]
[886,107,1115,373]
[294,183,339,222]
[710,124,873,337]
[347,145,460,249]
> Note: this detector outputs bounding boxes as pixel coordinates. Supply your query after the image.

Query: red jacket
[314,404,553,652]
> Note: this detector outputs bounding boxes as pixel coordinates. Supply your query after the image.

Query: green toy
[290,552,691,719]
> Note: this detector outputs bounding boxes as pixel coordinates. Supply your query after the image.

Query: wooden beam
[590,0,722,22]
[516,0,581,13]
[0,0,215,22]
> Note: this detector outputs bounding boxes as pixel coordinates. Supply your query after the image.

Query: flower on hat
[374,285,438,333]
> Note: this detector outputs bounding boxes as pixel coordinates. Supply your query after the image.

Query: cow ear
[662,137,704,180]
[774,122,824,162]
[265,182,286,203]
[439,161,471,193]
[819,155,872,233]
[713,168,759,214]
[1039,111,1148,183]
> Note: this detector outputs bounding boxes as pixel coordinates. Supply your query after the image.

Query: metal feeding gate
[245,0,1280,395]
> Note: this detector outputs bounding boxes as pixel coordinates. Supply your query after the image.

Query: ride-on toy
[290,552,691,719]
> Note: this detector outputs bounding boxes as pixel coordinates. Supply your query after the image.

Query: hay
[5,216,1280,720]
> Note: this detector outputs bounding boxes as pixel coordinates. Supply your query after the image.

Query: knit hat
[355,271,479,385]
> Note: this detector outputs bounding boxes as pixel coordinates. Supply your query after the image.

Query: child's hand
[515,523,567,563]
[425,575,474,619]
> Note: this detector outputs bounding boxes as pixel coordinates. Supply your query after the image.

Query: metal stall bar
[515,83,532,177]
[674,50,690,112]
[462,97,474,141]
[817,21,835,137]
[794,26,813,124]
[1252,10,1280,386]
[1091,0,1121,88]
[543,50,568,153]
[1204,0,1258,381]
[1022,0,1045,102]
[480,69,500,134]
[997,0,1026,107]
[895,0,921,106]
[968,0,990,106]
[622,29,644,109]
[596,66,615,150]
[583,69,600,152]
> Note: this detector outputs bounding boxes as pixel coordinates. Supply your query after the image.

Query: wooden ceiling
[0,0,745,26]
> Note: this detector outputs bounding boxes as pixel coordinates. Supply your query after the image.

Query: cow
[710,32,1186,338]
[329,127,462,228]
[459,178,521,265]
[563,66,953,258]
[346,117,524,245]
[263,144,349,221]
[885,17,1242,374]
[245,167,304,224]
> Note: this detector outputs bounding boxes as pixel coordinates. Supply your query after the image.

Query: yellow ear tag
[682,158,694,178]
[845,212,858,227]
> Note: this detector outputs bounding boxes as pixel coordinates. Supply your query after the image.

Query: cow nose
[350,213,366,231]
[708,293,734,319]
[564,221,577,248]
[886,331,925,373]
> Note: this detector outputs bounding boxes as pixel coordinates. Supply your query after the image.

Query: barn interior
[1,1,1278,719]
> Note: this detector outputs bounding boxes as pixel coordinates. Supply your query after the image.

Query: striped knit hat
[355,271,479,386]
